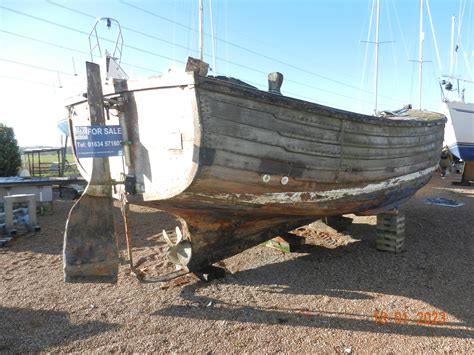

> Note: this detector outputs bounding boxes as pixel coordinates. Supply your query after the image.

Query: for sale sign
[75,125,123,158]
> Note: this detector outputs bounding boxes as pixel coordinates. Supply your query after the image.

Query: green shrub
[0,123,22,177]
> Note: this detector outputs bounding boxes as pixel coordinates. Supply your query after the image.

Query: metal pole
[199,0,204,61]
[374,0,380,115]
[418,0,424,110]
[449,15,455,77]
[209,0,217,73]
[121,196,134,269]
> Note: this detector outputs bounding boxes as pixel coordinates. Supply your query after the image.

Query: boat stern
[66,70,201,201]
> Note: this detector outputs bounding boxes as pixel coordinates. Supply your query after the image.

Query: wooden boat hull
[66,70,446,272]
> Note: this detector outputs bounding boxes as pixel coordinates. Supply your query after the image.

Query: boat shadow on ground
[5,200,176,255]
[153,193,473,339]
[0,306,117,352]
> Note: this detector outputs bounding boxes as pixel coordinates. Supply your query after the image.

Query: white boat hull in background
[442,101,474,162]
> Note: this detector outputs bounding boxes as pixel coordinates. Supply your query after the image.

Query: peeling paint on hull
[182,165,438,205]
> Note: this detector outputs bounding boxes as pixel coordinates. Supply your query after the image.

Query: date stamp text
[374,310,446,326]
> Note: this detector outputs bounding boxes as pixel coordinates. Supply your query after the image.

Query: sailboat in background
[439,15,474,184]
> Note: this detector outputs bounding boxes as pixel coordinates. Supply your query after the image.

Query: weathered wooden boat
[62,18,446,282]
[63,55,446,282]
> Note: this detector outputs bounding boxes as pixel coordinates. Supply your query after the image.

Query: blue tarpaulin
[424,197,464,208]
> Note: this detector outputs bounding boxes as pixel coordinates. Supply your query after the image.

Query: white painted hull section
[442,101,474,149]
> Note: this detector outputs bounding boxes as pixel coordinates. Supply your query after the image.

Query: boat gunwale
[65,72,447,128]
[197,75,447,128]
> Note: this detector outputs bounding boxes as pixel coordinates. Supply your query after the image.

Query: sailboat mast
[374,0,380,115]
[449,15,455,78]
[199,0,204,61]
[418,0,424,110]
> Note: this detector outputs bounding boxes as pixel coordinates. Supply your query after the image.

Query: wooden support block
[376,211,405,253]
[452,162,474,185]
[376,232,405,253]
[461,162,474,182]
[376,216,405,234]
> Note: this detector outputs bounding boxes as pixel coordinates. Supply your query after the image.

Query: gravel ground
[0,174,473,353]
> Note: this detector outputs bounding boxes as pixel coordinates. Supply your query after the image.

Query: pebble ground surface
[0,174,473,353]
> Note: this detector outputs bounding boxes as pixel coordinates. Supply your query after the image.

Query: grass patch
[23,153,79,177]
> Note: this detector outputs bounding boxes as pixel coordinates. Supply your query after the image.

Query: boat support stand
[452,162,474,186]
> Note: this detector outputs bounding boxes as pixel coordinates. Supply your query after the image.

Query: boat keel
[158,207,315,272]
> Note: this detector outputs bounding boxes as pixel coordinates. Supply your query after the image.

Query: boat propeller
[162,226,192,270]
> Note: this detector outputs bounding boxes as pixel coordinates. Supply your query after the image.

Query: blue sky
[1,0,473,146]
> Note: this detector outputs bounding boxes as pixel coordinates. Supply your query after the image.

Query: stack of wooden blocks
[376,210,405,253]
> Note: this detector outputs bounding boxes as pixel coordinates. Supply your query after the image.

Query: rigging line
[454,0,467,74]
[46,0,198,56]
[213,36,369,94]
[0,75,59,88]
[0,30,160,74]
[0,5,89,35]
[409,61,416,105]
[192,0,198,58]
[425,0,443,74]
[224,0,229,74]
[385,0,400,94]
[461,49,474,81]
[218,60,378,103]
[209,0,217,74]
[0,6,185,64]
[0,31,371,105]
[125,43,185,65]
[118,0,384,96]
[2,5,260,77]
[228,71,397,106]
[390,0,409,61]
[0,58,74,76]
[185,0,193,57]
[13,6,384,104]
[216,55,395,104]
[119,0,260,52]
[458,0,467,38]
[467,0,473,59]
[172,0,176,63]
[45,0,95,19]
[284,78,375,104]
[55,0,339,88]
[0,29,90,55]
[227,78,343,107]
[47,1,397,102]
[4,5,401,105]
[353,0,373,94]
[358,0,375,111]
[119,0,191,31]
